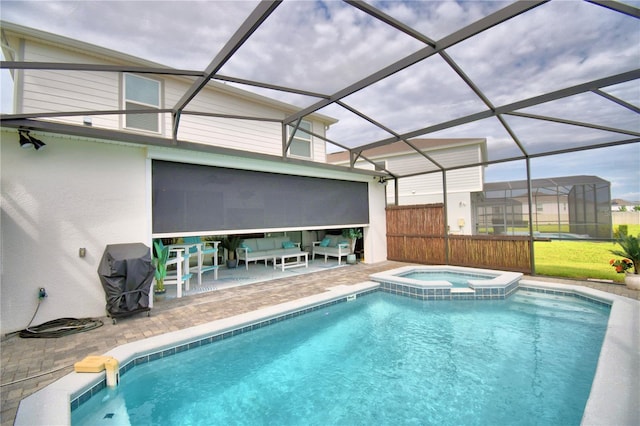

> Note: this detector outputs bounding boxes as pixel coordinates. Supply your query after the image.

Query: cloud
[446,1,639,106]
[1,0,259,69]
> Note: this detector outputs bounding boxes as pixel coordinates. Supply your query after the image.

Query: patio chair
[155,239,192,298]
[182,236,220,284]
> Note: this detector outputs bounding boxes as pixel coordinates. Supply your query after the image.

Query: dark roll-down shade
[152,160,369,234]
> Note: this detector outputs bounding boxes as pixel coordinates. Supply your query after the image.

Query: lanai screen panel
[568,181,612,239]
[152,160,369,234]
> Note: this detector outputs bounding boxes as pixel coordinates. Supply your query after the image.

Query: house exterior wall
[366,179,388,262]
[1,129,387,335]
[10,34,329,162]
[1,130,149,334]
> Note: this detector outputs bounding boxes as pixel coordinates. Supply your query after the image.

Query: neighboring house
[328,138,487,235]
[611,199,640,211]
[0,22,387,334]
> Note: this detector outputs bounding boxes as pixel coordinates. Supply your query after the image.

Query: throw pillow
[320,237,331,247]
[282,241,295,249]
[240,242,252,252]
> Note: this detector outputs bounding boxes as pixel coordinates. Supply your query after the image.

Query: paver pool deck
[2,260,638,425]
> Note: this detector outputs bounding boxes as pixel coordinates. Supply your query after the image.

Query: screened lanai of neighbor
[474,175,613,239]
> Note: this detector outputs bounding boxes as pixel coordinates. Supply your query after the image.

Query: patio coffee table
[275,251,308,271]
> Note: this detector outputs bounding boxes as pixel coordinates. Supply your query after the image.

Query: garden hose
[19,317,104,338]
[12,298,104,338]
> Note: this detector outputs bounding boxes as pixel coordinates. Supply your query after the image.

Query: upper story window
[123,73,161,133]
[288,120,312,158]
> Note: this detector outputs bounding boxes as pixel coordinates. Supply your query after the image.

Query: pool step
[451,288,475,295]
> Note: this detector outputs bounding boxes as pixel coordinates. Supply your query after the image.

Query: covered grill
[97,243,154,323]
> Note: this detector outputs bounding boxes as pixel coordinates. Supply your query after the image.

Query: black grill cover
[98,243,155,316]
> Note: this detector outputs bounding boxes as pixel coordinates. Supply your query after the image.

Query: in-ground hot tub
[370,265,522,300]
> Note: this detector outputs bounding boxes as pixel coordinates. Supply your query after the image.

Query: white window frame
[122,73,162,134]
[287,120,313,159]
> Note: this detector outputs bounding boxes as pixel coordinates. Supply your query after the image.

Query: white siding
[349,143,484,201]
[386,153,439,176]
[17,38,329,161]
[311,122,327,161]
[21,41,121,128]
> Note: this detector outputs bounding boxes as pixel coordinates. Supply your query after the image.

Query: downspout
[172,111,181,145]
[394,178,399,206]
[281,122,287,158]
[443,170,449,265]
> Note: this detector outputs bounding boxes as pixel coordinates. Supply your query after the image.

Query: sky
[1,0,639,201]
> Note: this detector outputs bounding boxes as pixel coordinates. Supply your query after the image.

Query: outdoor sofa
[236,236,301,270]
[312,234,351,265]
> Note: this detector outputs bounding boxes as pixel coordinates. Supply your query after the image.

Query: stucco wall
[1,131,388,334]
[1,131,149,334]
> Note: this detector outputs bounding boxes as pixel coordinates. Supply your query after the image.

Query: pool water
[72,291,609,425]
[402,271,496,288]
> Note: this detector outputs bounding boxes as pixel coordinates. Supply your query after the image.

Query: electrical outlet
[38,287,47,299]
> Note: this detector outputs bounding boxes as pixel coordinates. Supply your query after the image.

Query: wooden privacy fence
[386,204,532,274]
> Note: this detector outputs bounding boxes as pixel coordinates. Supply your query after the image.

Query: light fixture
[18,131,34,149]
[29,134,46,150]
[17,130,46,150]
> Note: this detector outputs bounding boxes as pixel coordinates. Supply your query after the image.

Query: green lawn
[534,225,640,283]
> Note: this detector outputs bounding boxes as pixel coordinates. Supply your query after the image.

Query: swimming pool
[15,278,640,426]
[71,289,609,425]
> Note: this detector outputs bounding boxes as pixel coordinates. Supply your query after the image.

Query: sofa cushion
[257,238,276,251]
[242,239,259,252]
[272,237,289,248]
[327,235,343,247]
[282,241,295,249]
